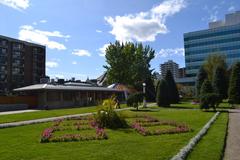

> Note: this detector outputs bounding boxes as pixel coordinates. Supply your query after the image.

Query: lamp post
[142,82,147,108]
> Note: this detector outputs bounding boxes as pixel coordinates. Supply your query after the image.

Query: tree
[145,76,156,102]
[156,80,170,107]
[228,62,240,104]
[196,66,208,97]
[104,41,155,99]
[164,70,179,103]
[212,66,228,100]
[203,53,227,81]
[126,92,144,110]
[199,79,218,110]
[200,79,213,95]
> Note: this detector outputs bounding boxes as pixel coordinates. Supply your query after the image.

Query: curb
[0,107,131,129]
[171,111,220,160]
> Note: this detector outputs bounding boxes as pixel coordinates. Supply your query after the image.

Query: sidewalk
[0,107,131,129]
[224,109,240,160]
[0,109,40,116]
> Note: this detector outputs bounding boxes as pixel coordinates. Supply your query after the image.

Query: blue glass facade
[184,24,240,77]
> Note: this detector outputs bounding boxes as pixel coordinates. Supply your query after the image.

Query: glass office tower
[184,11,240,79]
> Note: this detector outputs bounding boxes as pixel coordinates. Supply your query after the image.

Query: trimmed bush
[126,92,144,110]
[199,93,219,110]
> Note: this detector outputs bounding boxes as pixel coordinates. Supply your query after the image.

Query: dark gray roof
[13,84,122,92]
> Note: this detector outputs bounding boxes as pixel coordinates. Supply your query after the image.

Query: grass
[0,104,127,124]
[187,113,228,160]
[0,109,214,160]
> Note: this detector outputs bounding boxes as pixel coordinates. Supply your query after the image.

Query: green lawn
[187,113,228,160]
[0,104,127,124]
[0,109,215,160]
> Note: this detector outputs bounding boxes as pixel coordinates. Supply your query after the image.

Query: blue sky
[0,0,239,80]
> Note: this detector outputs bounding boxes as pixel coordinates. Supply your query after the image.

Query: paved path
[0,103,157,129]
[224,109,240,160]
[0,109,40,115]
[0,107,132,129]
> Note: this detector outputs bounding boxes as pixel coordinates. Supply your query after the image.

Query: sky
[0,0,239,80]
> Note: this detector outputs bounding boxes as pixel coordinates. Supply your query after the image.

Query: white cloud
[18,25,69,50]
[228,6,235,12]
[157,48,184,58]
[105,0,186,42]
[72,49,91,57]
[98,43,110,57]
[72,61,77,65]
[96,30,102,33]
[40,19,47,23]
[0,0,29,10]
[46,61,59,68]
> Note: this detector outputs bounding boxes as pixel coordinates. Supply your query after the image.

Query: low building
[14,83,125,109]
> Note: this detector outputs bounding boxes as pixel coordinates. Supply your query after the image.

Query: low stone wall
[171,111,220,160]
[0,104,29,112]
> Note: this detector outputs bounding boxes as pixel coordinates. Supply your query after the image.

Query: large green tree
[156,80,170,107]
[228,62,240,104]
[212,66,228,100]
[104,41,155,100]
[164,70,179,103]
[196,66,208,97]
[203,53,227,81]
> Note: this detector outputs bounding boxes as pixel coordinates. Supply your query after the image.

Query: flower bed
[131,115,192,136]
[40,117,108,143]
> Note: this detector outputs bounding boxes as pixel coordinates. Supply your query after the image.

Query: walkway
[0,109,40,115]
[224,109,240,160]
[0,107,132,129]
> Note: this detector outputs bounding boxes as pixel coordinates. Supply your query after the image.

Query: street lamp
[142,82,147,108]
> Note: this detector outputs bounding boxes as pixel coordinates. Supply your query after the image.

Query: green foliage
[203,53,227,81]
[95,98,127,129]
[164,70,179,103]
[228,62,240,104]
[200,79,213,95]
[199,93,219,110]
[104,41,155,89]
[126,92,144,110]
[212,66,228,100]
[145,76,156,102]
[156,80,170,107]
[199,80,219,110]
[196,66,208,97]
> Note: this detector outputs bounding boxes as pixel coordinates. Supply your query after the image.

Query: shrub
[126,92,144,110]
[95,97,127,129]
[200,93,219,110]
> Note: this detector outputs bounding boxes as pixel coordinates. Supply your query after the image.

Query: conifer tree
[228,62,240,104]
[156,80,170,107]
[164,70,179,103]
[212,66,228,100]
[196,66,208,97]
